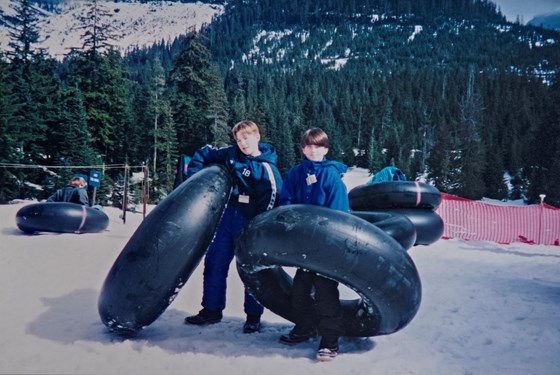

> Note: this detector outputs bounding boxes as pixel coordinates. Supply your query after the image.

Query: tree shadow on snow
[26,288,376,359]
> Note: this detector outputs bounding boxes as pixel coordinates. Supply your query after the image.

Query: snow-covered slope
[1,167,559,374]
[0,0,223,60]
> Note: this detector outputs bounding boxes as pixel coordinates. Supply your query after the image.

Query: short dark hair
[301,128,329,149]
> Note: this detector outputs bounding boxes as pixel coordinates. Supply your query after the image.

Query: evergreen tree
[454,65,486,199]
[427,120,454,192]
[66,50,131,164]
[416,100,434,177]
[50,86,96,167]
[205,64,230,147]
[524,79,560,204]
[149,56,166,186]
[0,56,18,202]
[6,0,58,199]
[6,0,40,63]
[226,69,248,124]
[169,32,229,154]
[367,124,384,175]
[156,101,179,195]
[75,0,120,56]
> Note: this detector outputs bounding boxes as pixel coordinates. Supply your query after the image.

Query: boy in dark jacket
[278,128,348,361]
[184,120,283,333]
[47,177,89,206]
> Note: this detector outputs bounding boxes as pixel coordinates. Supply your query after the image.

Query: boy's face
[235,131,261,156]
[303,144,328,162]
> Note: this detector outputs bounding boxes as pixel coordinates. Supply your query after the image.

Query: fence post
[122,164,129,224]
[142,165,149,220]
[539,194,546,245]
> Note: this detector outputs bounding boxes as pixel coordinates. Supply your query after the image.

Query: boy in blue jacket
[184,121,283,333]
[278,128,349,361]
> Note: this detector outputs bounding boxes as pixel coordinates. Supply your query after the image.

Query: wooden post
[92,186,97,206]
[122,164,129,224]
[142,165,149,219]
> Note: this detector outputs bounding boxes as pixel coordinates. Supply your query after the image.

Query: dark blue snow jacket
[47,185,89,205]
[187,143,283,220]
[279,158,349,212]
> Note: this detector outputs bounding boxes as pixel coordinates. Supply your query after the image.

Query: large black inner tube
[372,208,444,246]
[98,165,232,335]
[16,202,109,234]
[351,211,417,251]
[235,204,422,337]
[349,181,442,211]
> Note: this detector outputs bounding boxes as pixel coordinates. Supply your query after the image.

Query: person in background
[367,165,406,183]
[183,120,283,334]
[277,128,348,361]
[173,154,192,189]
[47,176,89,206]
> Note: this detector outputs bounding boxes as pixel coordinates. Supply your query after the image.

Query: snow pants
[201,206,264,316]
[291,269,344,338]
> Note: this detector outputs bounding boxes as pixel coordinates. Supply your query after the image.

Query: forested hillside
[203,0,560,204]
[1,0,559,207]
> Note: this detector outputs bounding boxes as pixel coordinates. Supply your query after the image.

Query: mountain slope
[0,0,222,60]
[205,0,558,83]
[529,11,560,30]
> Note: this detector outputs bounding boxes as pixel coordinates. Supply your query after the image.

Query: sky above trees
[493,0,560,23]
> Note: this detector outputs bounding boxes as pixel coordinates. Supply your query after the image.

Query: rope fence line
[0,163,146,169]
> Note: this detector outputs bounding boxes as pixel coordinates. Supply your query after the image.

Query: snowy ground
[1,167,559,375]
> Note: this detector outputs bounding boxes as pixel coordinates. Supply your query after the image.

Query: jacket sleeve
[47,189,61,202]
[77,189,89,205]
[259,163,283,212]
[278,169,296,206]
[186,145,231,179]
[324,168,349,212]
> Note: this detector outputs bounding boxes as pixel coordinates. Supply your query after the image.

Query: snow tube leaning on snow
[348,181,441,211]
[235,204,422,337]
[351,211,417,251]
[15,202,109,234]
[98,165,232,335]
[372,208,444,246]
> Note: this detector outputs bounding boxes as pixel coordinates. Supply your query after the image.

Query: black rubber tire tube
[372,208,444,246]
[351,210,417,250]
[16,202,109,234]
[98,165,232,335]
[235,204,422,337]
[349,181,441,211]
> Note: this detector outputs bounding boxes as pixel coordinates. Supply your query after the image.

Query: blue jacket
[187,143,283,219]
[279,158,349,212]
[368,166,406,183]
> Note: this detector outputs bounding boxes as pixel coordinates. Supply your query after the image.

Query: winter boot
[184,309,222,325]
[243,314,261,334]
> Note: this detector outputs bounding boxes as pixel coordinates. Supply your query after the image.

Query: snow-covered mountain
[0,0,223,60]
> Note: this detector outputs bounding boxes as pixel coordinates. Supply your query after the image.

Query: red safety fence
[435,193,560,246]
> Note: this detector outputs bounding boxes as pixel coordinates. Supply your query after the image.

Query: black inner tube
[351,210,417,250]
[349,181,442,211]
[235,204,422,337]
[98,165,232,334]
